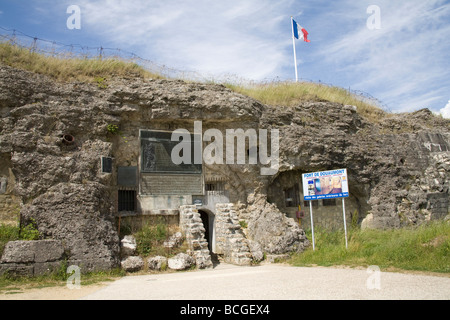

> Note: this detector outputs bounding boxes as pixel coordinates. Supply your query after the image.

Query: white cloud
[316,0,450,112]
[77,0,293,81]
[439,100,450,119]
[34,0,448,113]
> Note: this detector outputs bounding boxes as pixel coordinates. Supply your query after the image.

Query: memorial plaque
[141,174,203,195]
[140,130,202,174]
[101,157,113,173]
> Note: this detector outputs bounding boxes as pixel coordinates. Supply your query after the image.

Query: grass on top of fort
[0,41,386,122]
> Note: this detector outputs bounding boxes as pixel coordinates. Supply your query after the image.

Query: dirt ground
[0,282,109,300]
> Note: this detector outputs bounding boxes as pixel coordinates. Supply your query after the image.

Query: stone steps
[179,205,213,269]
[215,203,252,266]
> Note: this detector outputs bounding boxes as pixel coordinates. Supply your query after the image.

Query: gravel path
[1,264,448,300]
[80,264,450,300]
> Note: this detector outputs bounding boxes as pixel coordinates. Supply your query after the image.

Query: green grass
[226,81,388,122]
[0,42,162,83]
[0,221,41,257]
[132,221,188,257]
[0,266,124,294]
[289,220,450,273]
[0,223,19,257]
[134,221,170,257]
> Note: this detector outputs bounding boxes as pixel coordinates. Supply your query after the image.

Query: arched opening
[198,209,215,253]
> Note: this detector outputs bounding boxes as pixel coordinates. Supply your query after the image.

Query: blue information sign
[302,169,349,201]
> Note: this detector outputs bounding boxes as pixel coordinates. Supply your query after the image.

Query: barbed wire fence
[0,26,211,82]
[0,26,389,111]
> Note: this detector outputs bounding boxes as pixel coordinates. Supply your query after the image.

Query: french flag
[292,19,310,42]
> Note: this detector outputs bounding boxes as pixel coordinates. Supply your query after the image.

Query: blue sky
[1,0,449,117]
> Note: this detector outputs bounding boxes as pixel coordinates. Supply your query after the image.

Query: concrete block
[0,263,34,277]
[1,241,35,263]
[34,240,65,263]
[34,261,62,276]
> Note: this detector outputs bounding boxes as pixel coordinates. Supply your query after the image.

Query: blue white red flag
[292,19,310,42]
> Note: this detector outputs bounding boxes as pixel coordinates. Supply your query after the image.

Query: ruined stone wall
[262,104,449,230]
[179,205,213,269]
[391,152,450,227]
[0,66,120,271]
[1,64,449,272]
[215,203,252,266]
[0,156,21,225]
[241,193,310,254]
[0,194,20,225]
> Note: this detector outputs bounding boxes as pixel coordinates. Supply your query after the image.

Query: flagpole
[291,16,298,82]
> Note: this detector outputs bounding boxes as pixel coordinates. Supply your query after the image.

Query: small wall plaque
[192,196,203,206]
[101,157,113,173]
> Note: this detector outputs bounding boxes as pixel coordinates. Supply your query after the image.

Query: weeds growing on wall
[0,224,19,257]
[19,219,40,241]
[0,220,41,257]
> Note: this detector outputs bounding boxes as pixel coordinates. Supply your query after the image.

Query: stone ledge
[0,240,65,276]
[0,263,34,277]
[0,241,35,264]
[1,240,65,264]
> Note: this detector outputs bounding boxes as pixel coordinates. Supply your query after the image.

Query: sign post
[342,198,348,249]
[302,169,350,250]
[309,201,315,251]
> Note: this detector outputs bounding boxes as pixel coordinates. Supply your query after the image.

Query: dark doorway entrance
[199,210,211,252]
